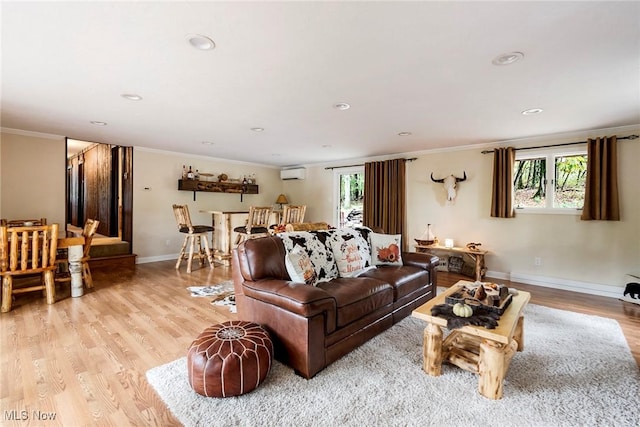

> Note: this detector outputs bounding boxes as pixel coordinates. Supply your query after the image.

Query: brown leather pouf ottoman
[187,320,273,397]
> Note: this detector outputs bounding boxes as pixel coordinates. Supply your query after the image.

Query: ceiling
[2,2,639,167]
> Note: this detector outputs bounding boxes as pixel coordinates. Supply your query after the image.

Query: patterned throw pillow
[277,232,339,284]
[285,245,318,285]
[325,228,374,277]
[370,232,403,266]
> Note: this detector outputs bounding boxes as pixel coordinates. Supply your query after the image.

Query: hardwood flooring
[0,261,638,426]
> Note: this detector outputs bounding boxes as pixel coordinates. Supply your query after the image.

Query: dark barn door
[66,141,133,248]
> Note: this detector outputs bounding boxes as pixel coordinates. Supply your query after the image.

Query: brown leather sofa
[232,232,438,379]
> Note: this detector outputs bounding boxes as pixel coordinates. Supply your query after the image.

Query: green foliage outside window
[339,172,364,226]
[514,154,587,209]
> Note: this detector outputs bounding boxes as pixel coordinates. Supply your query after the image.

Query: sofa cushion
[317,278,394,328]
[360,265,429,301]
[285,245,318,286]
[278,232,339,284]
[370,232,403,266]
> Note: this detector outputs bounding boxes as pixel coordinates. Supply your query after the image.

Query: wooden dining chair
[1,223,59,313]
[1,218,47,227]
[173,204,215,273]
[233,206,273,244]
[55,218,100,290]
[281,205,306,225]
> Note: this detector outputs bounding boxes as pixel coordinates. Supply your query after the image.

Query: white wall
[285,126,640,296]
[132,148,282,261]
[3,126,637,296]
[0,130,66,226]
[282,166,335,224]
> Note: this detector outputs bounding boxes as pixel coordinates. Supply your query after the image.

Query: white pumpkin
[452,302,473,318]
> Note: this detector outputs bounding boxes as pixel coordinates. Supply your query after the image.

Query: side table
[415,244,488,282]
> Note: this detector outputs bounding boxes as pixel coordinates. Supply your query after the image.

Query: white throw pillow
[285,245,318,286]
[324,228,373,278]
[370,232,403,266]
[331,239,370,278]
[277,231,339,283]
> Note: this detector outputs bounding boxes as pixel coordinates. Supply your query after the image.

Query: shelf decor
[178,179,258,201]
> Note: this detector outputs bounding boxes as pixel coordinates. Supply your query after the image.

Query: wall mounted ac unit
[280,168,306,180]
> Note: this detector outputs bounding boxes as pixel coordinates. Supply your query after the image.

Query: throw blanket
[430,304,500,329]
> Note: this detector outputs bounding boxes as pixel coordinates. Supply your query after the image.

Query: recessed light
[492,52,524,66]
[251,127,265,132]
[398,132,412,136]
[333,102,350,110]
[90,121,107,126]
[271,153,281,157]
[121,93,142,101]
[522,108,543,115]
[201,141,215,145]
[186,34,216,50]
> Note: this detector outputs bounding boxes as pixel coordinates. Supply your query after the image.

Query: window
[514,148,587,213]
[333,167,364,227]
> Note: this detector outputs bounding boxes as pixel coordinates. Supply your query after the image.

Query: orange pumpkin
[377,244,400,262]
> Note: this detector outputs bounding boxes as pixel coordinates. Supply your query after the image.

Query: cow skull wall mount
[430,171,467,204]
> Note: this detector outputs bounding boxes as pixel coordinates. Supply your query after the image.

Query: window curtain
[581,136,619,221]
[490,147,516,218]
[363,159,406,247]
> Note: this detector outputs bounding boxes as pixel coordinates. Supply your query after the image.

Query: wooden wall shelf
[178,179,258,201]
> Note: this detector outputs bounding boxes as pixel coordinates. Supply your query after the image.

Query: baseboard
[485,270,510,281]
[136,254,178,264]
[503,271,623,299]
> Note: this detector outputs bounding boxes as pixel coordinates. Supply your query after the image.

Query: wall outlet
[165,239,170,246]
[534,257,542,266]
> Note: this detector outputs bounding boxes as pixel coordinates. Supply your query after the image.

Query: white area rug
[146,305,639,427]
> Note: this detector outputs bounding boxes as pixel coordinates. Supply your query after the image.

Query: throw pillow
[370,232,403,266]
[277,232,339,284]
[326,228,373,277]
[331,240,367,278]
[285,245,318,286]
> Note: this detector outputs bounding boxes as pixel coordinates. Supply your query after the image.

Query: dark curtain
[581,136,619,221]
[363,159,406,248]
[490,147,516,218]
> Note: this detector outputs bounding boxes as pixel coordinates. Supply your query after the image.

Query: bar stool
[172,204,215,273]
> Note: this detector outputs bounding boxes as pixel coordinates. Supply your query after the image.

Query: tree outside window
[514,151,587,211]
[339,172,364,227]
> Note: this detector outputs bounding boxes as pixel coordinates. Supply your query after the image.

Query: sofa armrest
[401,251,439,270]
[242,279,337,331]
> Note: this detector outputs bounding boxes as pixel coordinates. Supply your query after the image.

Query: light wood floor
[0,261,638,426]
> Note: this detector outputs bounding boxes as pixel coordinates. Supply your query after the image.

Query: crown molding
[0,127,65,140]
[301,124,640,169]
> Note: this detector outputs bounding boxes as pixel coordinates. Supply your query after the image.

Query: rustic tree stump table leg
[68,245,84,298]
[514,314,525,351]
[423,323,443,376]
[478,339,512,400]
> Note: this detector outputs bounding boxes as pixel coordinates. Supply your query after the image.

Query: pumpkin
[452,303,473,318]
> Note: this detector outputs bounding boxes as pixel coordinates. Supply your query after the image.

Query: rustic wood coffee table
[412,280,531,399]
